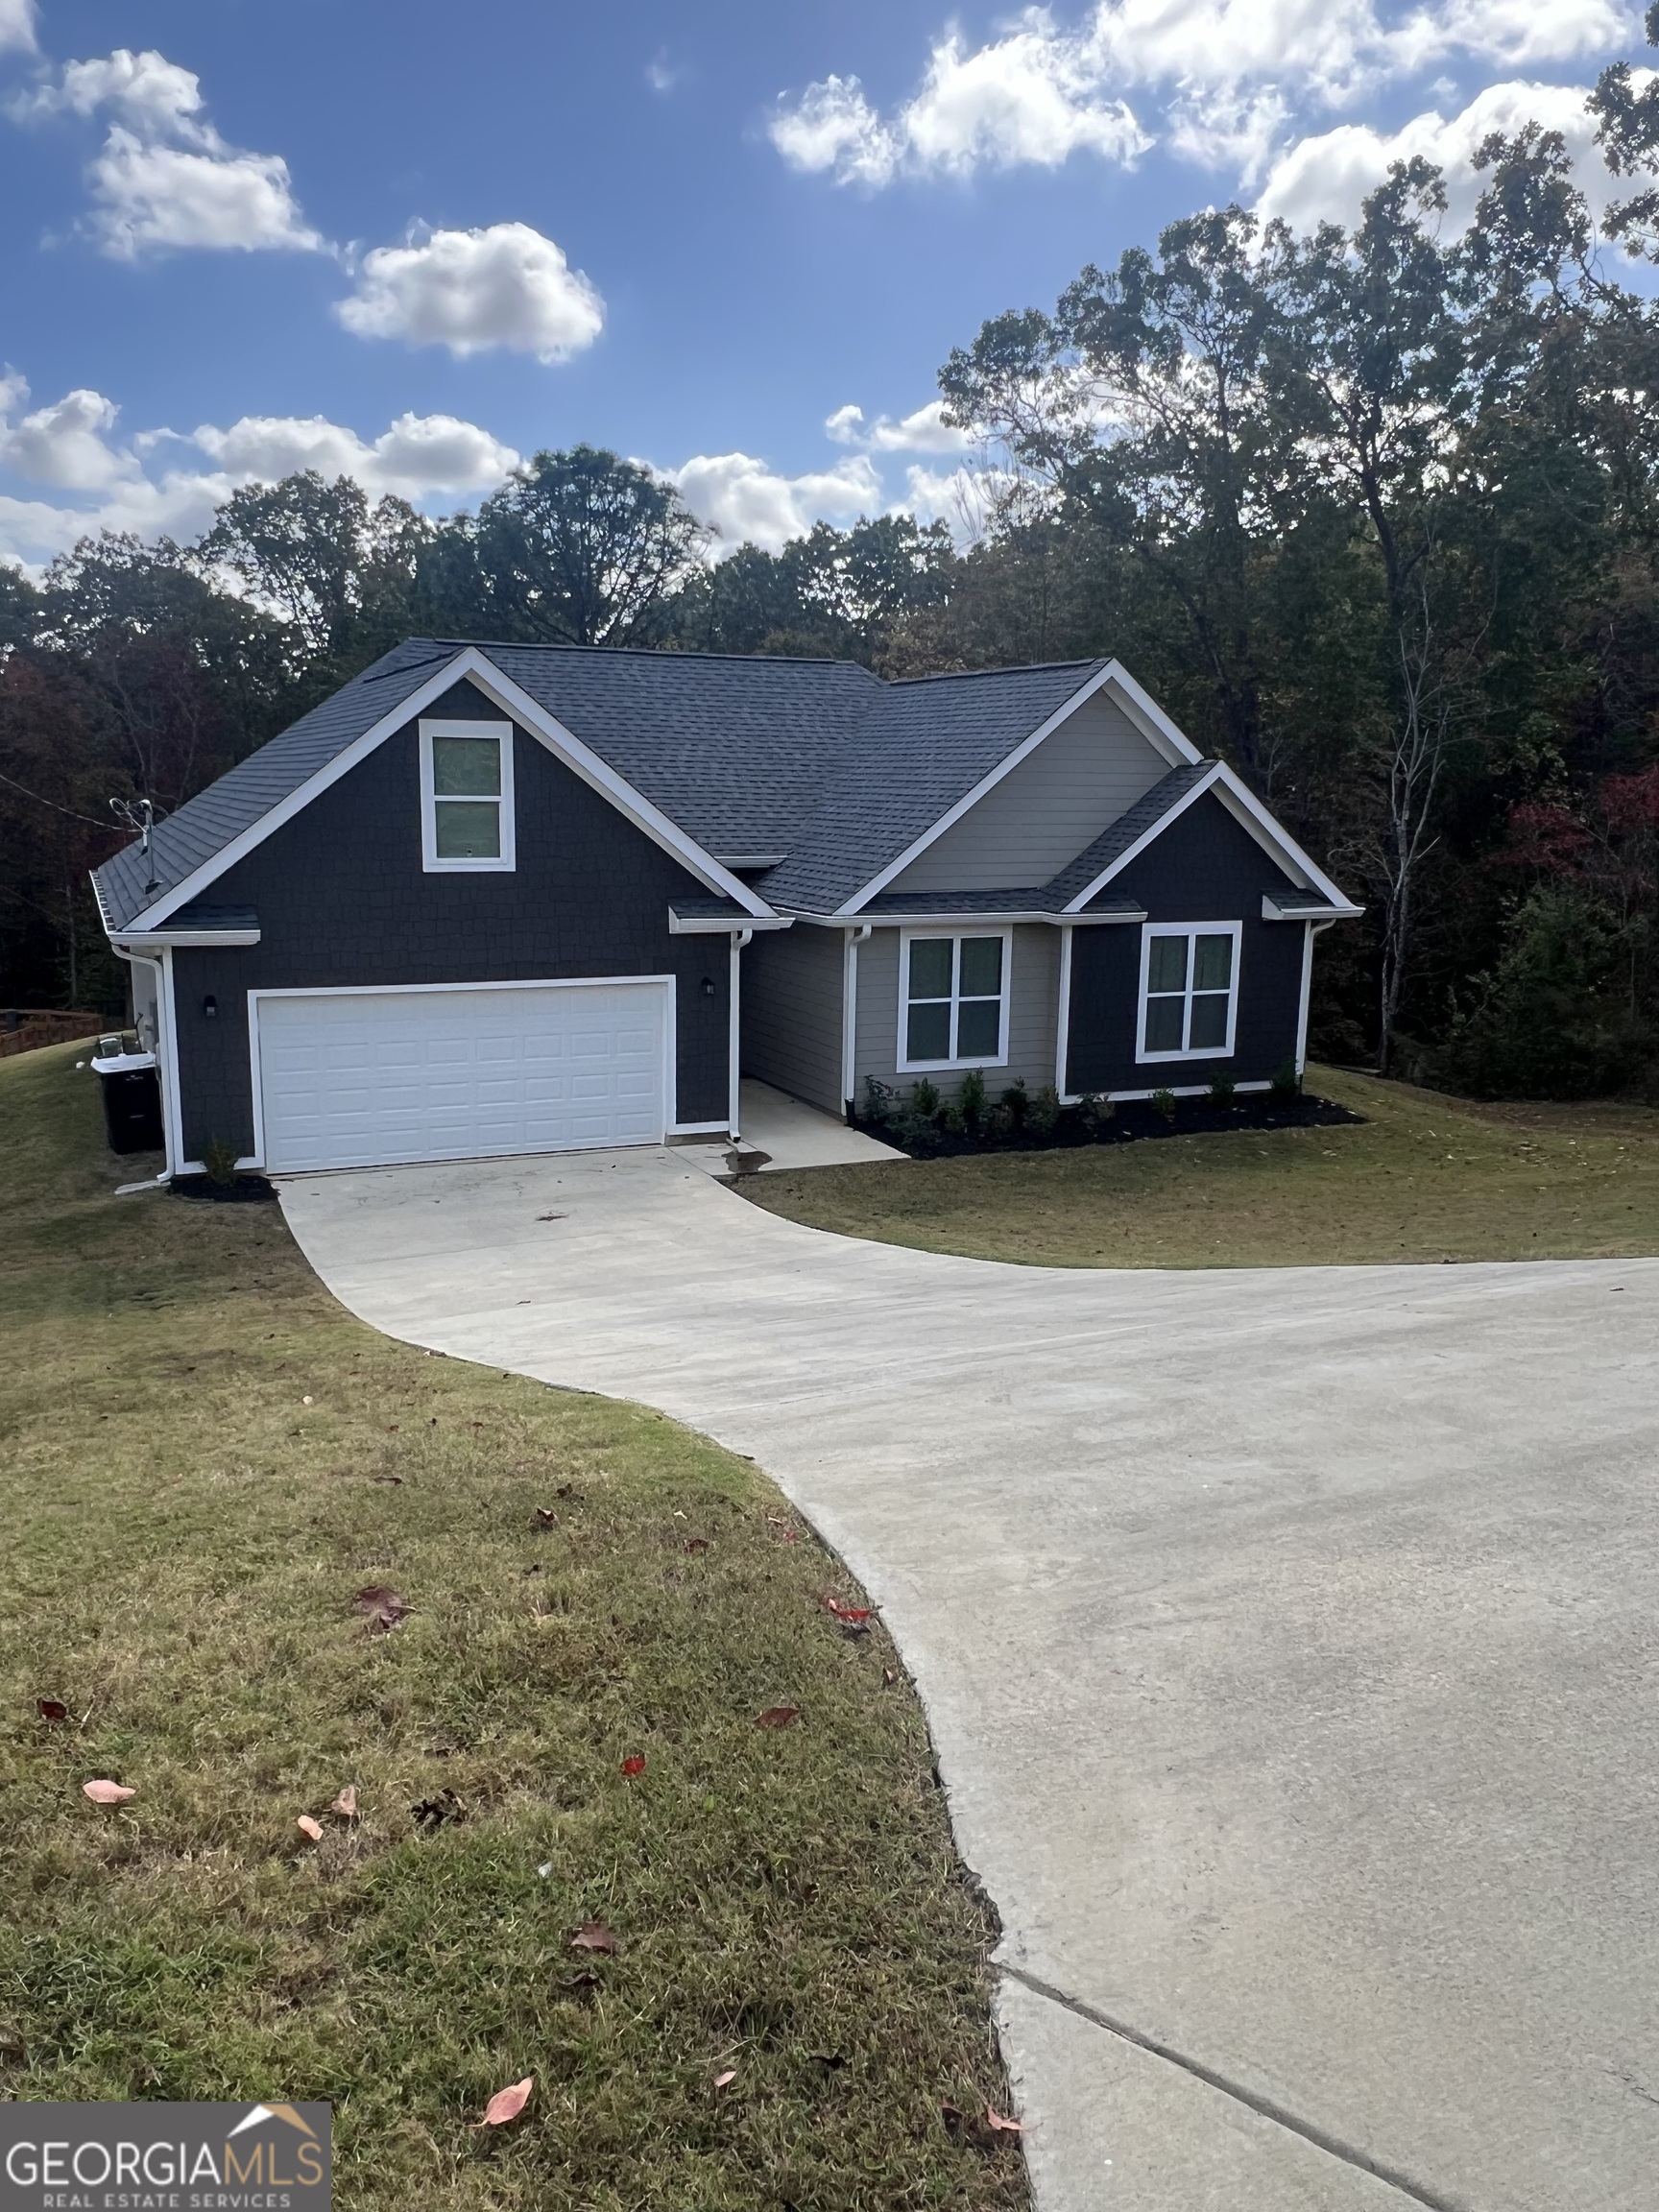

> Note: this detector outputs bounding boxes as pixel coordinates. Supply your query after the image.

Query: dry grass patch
[0,1044,1023,2211]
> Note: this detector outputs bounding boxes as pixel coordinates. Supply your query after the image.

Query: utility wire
[0,767,118,830]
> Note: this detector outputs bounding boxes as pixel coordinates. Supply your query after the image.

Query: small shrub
[909,1076,941,1120]
[1207,1072,1238,1109]
[863,1075,901,1126]
[1027,1083,1061,1134]
[957,1068,988,1130]
[941,1101,966,1136]
[1149,1087,1178,1121]
[201,1136,239,1186]
[987,1102,1017,1138]
[999,1076,1028,1126]
[1075,1091,1115,1133]
[1269,1058,1302,1104]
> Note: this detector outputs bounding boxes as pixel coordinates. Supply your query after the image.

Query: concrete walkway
[278,1146,1659,2212]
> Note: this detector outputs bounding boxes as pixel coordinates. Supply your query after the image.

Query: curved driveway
[280,1146,1659,2212]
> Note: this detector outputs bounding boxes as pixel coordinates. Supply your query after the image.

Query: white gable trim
[837,659,1202,917]
[1062,759,1361,916]
[115,646,774,933]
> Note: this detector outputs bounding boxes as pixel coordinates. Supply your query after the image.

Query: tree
[471,446,709,646]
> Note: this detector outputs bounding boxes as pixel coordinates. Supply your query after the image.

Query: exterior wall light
[203,994,218,1019]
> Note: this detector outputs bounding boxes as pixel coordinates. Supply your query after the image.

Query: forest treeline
[7,40,1659,1097]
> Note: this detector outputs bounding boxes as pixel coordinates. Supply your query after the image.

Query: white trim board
[243,973,677,1174]
[115,646,777,934]
[840,660,1203,916]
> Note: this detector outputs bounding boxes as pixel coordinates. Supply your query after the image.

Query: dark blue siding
[1066,791,1307,1094]
[171,680,730,1158]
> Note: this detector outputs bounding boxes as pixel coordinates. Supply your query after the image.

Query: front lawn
[0,1045,1023,2210]
[741,1066,1659,1269]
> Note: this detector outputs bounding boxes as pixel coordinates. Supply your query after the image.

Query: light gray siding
[854,924,1060,1103]
[886,693,1171,892]
[741,924,844,1114]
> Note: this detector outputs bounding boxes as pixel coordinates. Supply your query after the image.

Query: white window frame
[419,718,516,873]
[1136,921,1242,1062]
[897,926,1013,1073]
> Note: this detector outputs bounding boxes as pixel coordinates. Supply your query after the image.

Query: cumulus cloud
[1256,78,1636,233]
[0,0,36,57]
[771,0,1636,189]
[335,222,604,362]
[662,451,883,552]
[825,399,972,453]
[10,47,322,256]
[0,373,521,572]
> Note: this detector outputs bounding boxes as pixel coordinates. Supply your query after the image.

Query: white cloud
[1257,78,1635,233]
[662,451,883,552]
[335,222,604,362]
[11,47,323,257]
[771,1,1637,189]
[0,375,521,572]
[0,0,36,57]
[826,399,972,453]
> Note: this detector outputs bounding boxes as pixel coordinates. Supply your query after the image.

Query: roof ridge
[887,656,1108,686]
[419,636,879,674]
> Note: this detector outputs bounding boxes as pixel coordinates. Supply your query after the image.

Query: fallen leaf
[713,2069,737,2090]
[297,1815,324,1841]
[372,1474,402,1485]
[778,1528,800,1544]
[537,1861,554,1878]
[410,1790,465,1832]
[826,1599,873,1623]
[536,1212,567,1222]
[36,1698,68,1722]
[620,1754,646,1777]
[479,2077,533,2128]
[331,1786,358,1819]
[301,1394,315,1407]
[534,1507,559,1527]
[353,1585,409,1633]
[567,1921,617,1955]
[684,1536,709,1553]
[755,1706,800,1729]
[985,2107,1023,2135]
[563,1968,601,1996]
[82,1779,134,1805]
[882,1669,897,1688]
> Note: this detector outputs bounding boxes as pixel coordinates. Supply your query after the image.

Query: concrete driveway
[278,1146,1659,2212]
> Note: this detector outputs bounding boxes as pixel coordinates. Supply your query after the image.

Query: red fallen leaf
[684,1537,709,1554]
[826,1599,873,1623]
[479,2076,534,2128]
[36,1698,68,1722]
[778,1528,800,1544]
[620,1755,645,1777]
[755,1706,800,1729]
[713,2068,737,2090]
[566,1922,617,1955]
[985,2107,1023,2135]
[331,1785,358,1819]
[297,1815,324,1841]
[82,1779,135,1805]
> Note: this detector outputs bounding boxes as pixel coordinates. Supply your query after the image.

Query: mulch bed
[169,1173,279,1204]
[855,1089,1363,1161]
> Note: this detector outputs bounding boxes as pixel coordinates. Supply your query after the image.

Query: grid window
[421,721,515,872]
[1137,924,1240,1061]
[901,931,1009,1070]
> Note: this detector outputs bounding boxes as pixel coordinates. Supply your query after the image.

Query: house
[91,638,1360,1180]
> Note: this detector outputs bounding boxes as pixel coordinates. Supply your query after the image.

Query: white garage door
[254,980,668,1172]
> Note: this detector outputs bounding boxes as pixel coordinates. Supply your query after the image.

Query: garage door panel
[257,982,670,1171]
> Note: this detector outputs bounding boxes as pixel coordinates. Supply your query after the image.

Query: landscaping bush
[1149,1088,1178,1120]
[1207,1073,1237,1109]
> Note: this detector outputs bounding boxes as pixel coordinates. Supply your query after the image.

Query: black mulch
[854,1089,1363,1162]
[169,1173,279,1203]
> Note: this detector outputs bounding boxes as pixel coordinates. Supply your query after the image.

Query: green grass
[0,1044,1024,2211]
[741,1066,1659,1269]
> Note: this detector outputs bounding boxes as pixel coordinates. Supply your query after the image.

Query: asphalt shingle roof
[93,638,1133,930]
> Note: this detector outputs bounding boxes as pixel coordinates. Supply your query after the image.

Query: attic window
[420,719,515,873]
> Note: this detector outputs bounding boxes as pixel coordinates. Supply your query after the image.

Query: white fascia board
[115,929,262,950]
[117,646,777,933]
[1263,892,1364,922]
[838,659,1196,917]
[669,907,792,934]
[1062,765,1224,912]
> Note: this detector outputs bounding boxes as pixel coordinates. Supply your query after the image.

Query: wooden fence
[0,1010,109,1060]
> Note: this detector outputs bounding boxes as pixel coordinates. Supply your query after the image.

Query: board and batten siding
[854,924,1059,1103]
[884,693,1170,893]
[739,923,845,1115]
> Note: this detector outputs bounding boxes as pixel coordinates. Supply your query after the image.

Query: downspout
[109,943,175,1183]
[1296,919,1334,1077]
[1055,921,1075,1101]
[728,926,752,1140]
[841,924,873,1121]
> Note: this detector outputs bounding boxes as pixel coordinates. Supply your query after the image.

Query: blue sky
[0,0,1647,571]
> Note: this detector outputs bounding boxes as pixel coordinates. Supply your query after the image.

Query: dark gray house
[91,637,1359,1179]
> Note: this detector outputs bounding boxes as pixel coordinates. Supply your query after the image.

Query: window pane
[1190,992,1230,1049]
[1193,933,1234,991]
[1144,996,1186,1052]
[958,935,1003,998]
[908,938,953,999]
[956,998,1001,1057]
[435,799,501,858]
[1147,934,1188,993]
[433,735,501,796]
[906,1000,951,1061]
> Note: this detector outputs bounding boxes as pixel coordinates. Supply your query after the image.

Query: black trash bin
[93,1049,164,1153]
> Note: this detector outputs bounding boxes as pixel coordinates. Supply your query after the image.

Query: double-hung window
[1137,923,1241,1061]
[899,929,1010,1070]
[420,719,515,872]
